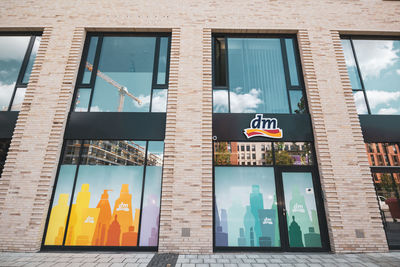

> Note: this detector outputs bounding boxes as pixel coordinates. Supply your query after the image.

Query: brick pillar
[298,29,388,253]
[158,27,213,254]
[0,26,84,251]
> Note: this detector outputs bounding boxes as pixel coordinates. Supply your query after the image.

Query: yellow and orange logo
[244,114,283,139]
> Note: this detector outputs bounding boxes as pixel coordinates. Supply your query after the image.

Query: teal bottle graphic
[288,186,311,244]
[228,199,245,246]
[288,216,304,247]
[304,227,321,247]
[250,185,264,246]
[243,205,255,246]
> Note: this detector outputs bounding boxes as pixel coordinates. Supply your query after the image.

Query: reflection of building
[366,143,400,184]
[63,140,162,166]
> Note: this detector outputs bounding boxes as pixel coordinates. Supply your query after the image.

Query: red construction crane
[85,62,142,112]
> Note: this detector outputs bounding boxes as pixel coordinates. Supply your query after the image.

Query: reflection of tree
[378,173,396,199]
[274,142,294,165]
[214,142,231,165]
[301,142,312,165]
[294,96,306,114]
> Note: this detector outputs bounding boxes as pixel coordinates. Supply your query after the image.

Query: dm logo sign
[244,114,283,139]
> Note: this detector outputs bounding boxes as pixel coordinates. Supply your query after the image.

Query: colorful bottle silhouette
[243,205,255,246]
[288,216,304,247]
[65,184,91,245]
[106,215,121,246]
[250,185,264,246]
[121,226,138,246]
[304,227,321,247]
[44,193,69,245]
[112,184,133,241]
[92,190,112,246]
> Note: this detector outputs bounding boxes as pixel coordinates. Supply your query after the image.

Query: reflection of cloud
[378,107,398,115]
[89,105,103,112]
[213,90,228,112]
[230,88,263,113]
[0,82,15,111]
[366,90,400,109]
[151,90,167,112]
[353,91,368,114]
[135,94,150,108]
[0,37,30,60]
[354,40,399,78]
[397,69,400,75]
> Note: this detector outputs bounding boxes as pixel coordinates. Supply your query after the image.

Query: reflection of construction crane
[85,62,142,112]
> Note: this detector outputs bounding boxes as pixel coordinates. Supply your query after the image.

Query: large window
[365,143,400,249]
[44,140,164,247]
[0,34,41,111]
[342,38,400,115]
[73,34,170,112]
[213,36,306,114]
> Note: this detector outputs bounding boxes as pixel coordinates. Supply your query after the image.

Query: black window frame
[212,33,309,115]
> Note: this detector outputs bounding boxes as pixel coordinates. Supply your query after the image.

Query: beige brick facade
[0,0,399,253]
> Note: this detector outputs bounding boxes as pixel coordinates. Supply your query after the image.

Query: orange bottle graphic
[92,190,112,246]
[112,184,134,241]
[106,215,121,246]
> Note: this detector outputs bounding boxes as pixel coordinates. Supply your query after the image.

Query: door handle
[283,207,286,216]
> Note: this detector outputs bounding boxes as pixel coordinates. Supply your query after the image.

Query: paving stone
[95,263,111,267]
[209,264,223,267]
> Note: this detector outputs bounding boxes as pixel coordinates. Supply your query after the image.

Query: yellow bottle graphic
[65,184,91,245]
[112,184,133,242]
[44,193,69,245]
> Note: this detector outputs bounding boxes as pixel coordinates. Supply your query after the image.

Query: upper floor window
[342,37,400,115]
[0,34,41,111]
[73,33,170,113]
[213,35,306,114]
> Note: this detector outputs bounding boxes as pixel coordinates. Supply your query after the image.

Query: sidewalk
[1,251,400,267]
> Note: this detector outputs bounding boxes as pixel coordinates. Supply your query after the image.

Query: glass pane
[274,142,313,165]
[285,39,299,86]
[44,140,81,245]
[214,167,280,247]
[156,37,168,85]
[289,90,305,114]
[352,40,400,115]
[353,91,368,114]
[365,143,400,167]
[214,37,227,87]
[228,38,289,113]
[0,139,11,177]
[341,39,362,90]
[22,37,41,84]
[214,141,273,166]
[81,37,98,84]
[147,141,164,166]
[90,37,156,112]
[10,87,26,111]
[282,172,321,248]
[0,36,30,111]
[139,166,162,246]
[80,140,146,166]
[213,90,229,113]
[366,90,400,115]
[151,89,167,112]
[373,172,400,247]
[64,140,146,246]
[74,88,91,112]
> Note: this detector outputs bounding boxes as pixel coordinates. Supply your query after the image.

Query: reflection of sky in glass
[90,37,156,112]
[157,37,168,85]
[82,37,98,84]
[289,90,303,113]
[0,36,30,111]
[72,165,144,211]
[74,88,91,112]
[213,90,229,113]
[341,39,362,90]
[10,87,26,111]
[22,37,41,84]
[228,38,289,113]
[151,89,167,112]
[147,141,164,166]
[285,39,299,86]
[353,91,368,114]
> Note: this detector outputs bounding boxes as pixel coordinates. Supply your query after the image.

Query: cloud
[366,90,400,109]
[397,69,400,75]
[378,107,398,115]
[151,90,167,112]
[0,36,30,61]
[134,94,150,108]
[354,40,399,79]
[353,91,368,114]
[230,88,263,113]
[0,82,15,111]
[213,90,229,112]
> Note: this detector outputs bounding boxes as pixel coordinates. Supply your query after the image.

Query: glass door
[277,168,328,251]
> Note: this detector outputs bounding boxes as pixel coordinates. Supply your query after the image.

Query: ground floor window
[43,140,163,248]
[366,143,400,249]
[213,141,328,251]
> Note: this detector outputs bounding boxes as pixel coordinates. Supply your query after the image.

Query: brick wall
[0,0,399,253]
